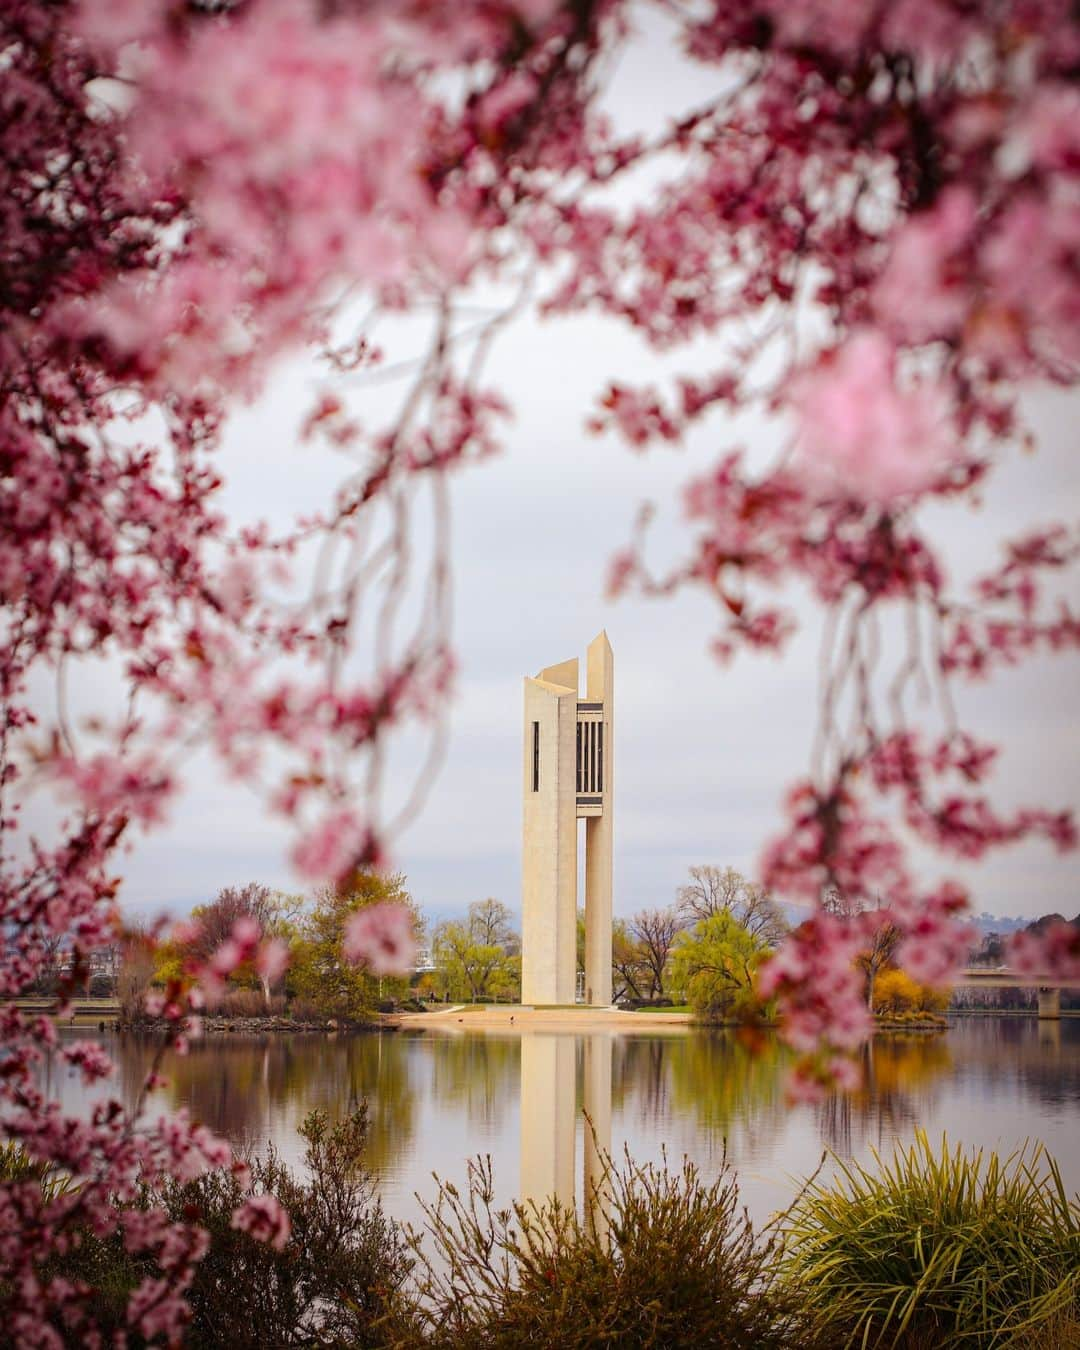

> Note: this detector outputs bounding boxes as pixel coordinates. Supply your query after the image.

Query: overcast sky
[29,9,1080,929]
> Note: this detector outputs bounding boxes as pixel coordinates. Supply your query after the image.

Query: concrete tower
[522,632,613,1006]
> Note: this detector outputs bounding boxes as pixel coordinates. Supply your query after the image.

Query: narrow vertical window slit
[576,720,582,793]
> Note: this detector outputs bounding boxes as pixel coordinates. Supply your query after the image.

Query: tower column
[584,819,612,1005]
[584,633,613,1006]
[1037,987,1061,1020]
[522,668,578,1005]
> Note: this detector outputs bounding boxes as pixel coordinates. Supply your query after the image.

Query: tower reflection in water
[519,1031,613,1235]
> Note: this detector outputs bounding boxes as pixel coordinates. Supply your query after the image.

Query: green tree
[290,872,418,1020]
[676,866,788,948]
[672,912,768,1023]
[433,899,519,1002]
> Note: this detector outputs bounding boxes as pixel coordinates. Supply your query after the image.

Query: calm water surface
[45,1018,1080,1229]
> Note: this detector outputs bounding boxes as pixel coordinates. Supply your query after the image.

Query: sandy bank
[394,1005,694,1033]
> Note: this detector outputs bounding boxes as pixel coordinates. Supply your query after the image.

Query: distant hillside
[1018,911,1080,935]
[971,912,1030,936]
[778,905,1074,937]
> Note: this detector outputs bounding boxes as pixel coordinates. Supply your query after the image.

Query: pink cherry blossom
[1008,923,1080,981]
[291,809,372,882]
[879,0,981,63]
[230,1195,291,1252]
[874,188,976,343]
[794,333,958,502]
[61,1041,115,1084]
[982,191,1080,369]
[1015,84,1080,173]
[256,939,290,984]
[757,911,872,1058]
[764,0,870,59]
[343,902,417,976]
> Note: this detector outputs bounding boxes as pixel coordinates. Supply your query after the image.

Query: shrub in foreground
[21,1110,416,1348]
[405,1145,826,1350]
[783,1130,1080,1348]
[160,1108,416,1348]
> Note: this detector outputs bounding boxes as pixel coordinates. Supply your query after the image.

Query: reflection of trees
[815,1022,1080,1154]
[114,1031,171,1115]
[816,1034,953,1155]
[427,1034,519,1133]
[946,1019,1080,1107]
[326,1035,416,1173]
[613,1037,670,1125]
[666,1031,790,1161]
[109,1031,419,1172]
[114,1033,301,1151]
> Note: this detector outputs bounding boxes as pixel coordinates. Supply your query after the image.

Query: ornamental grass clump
[405,1143,826,1349]
[782,1130,1080,1348]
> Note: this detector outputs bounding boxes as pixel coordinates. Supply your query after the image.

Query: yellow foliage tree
[872,967,949,1016]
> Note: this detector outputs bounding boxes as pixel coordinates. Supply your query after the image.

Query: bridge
[957,970,1080,1019]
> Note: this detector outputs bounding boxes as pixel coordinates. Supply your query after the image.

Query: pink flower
[343,902,416,976]
[512,0,564,26]
[209,940,243,979]
[61,1041,115,1084]
[982,192,1080,369]
[758,911,872,1060]
[216,557,258,618]
[291,809,368,881]
[874,187,975,343]
[54,751,175,827]
[1008,923,1080,980]
[256,939,290,983]
[230,1195,291,1252]
[828,1055,862,1092]
[785,1063,828,1105]
[476,71,538,136]
[880,0,979,63]
[1016,84,1080,173]
[73,0,166,53]
[794,333,957,501]
[231,916,260,947]
[170,920,203,947]
[896,900,975,988]
[766,0,870,57]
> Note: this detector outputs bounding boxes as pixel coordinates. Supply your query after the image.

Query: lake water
[42,1017,1080,1231]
